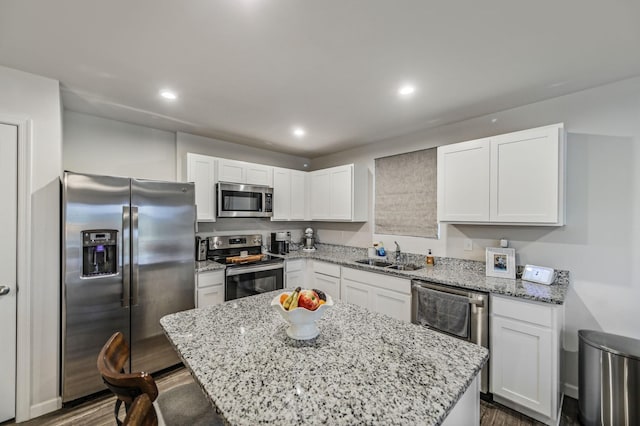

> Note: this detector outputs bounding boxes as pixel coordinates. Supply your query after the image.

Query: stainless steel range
[208,234,284,301]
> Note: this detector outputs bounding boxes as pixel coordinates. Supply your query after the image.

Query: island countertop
[160,292,488,425]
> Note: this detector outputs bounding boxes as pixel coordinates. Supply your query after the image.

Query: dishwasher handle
[411,282,486,308]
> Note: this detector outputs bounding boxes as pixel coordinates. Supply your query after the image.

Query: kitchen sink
[354,259,423,271]
[386,264,423,271]
[354,259,394,267]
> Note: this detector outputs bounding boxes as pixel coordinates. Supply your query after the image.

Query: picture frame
[485,247,516,279]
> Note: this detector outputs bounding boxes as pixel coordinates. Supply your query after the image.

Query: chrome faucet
[394,241,401,264]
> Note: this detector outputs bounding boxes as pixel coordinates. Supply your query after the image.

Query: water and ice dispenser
[82,230,118,277]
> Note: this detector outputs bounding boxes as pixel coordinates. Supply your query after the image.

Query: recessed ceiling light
[292,127,306,137]
[398,84,416,97]
[491,118,498,123]
[160,90,177,100]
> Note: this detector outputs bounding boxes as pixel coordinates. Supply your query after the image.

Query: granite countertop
[161,291,488,425]
[195,260,226,273]
[273,244,569,304]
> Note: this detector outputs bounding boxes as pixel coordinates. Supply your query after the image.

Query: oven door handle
[226,263,284,276]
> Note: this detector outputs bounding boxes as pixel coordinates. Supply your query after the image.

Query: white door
[490,125,561,223]
[187,153,216,222]
[437,138,491,222]
[329,165,352,220]
[372,288,411,322]
[340,278,372,310]
[0,123,18,422]
[272,167,291,220]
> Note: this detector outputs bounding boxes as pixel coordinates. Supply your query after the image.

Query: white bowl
[271,292,334,340]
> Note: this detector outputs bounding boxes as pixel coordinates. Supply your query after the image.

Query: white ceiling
[1,0,639,157]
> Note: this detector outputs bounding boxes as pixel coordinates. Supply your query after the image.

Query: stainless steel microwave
[217,182,273,217]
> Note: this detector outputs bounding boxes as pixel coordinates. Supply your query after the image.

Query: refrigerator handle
[194,204,198,233]
[131,206,140,306]
[122,206,131,308]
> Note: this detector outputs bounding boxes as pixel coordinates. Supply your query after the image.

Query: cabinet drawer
[285,259,305,273]
[312,261,340,278]
[491,295,553,328]
[198,270,225,289]
[197,284,224,308]
[341,267,411,295]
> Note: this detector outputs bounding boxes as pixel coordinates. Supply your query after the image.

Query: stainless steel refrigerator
[61,171,195,402]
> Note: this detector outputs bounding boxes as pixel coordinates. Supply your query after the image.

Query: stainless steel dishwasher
[411,280,490,393]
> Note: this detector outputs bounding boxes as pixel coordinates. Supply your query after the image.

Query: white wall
[0,65,62,418]
[63,111,176,181]
[311,76,640,394]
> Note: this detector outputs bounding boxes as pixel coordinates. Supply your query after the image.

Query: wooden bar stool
[123,394,158,426]
[98,332,223,426]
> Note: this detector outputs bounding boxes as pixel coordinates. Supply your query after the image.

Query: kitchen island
[160,292,488,425]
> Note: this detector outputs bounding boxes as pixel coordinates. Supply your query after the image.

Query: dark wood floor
[3,367,581,425]
[481,396,581,426]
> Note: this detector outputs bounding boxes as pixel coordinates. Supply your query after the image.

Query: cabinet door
[437,138,491,222]
[198,270,224,288]
[490,126,561,223]
[372,287,411,322]
[272,167,291,220]
[218,159,245,183]
[491,316,552,416]
[312,272,340,301]
[196,284,224,308]
[187,153,216,222]
[310,170,331,219]
[329,165,353,220]
[340,278,373,310]
[290,171,306,220]
[286,271,304,289]
[246,164,273,186]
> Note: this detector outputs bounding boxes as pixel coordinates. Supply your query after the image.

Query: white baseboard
[563,382,578,400]
[29,396,61,419]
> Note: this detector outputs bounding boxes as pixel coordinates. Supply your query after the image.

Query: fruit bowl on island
[271,288,334,340]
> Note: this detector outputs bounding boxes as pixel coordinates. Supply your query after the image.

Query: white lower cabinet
[311,261,341,301]
[490,295,563,425]
[340,267,411,322]
[285,259,306,289]
[196,270,225,308]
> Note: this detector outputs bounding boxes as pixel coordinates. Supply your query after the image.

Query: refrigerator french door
[62,172,195,402]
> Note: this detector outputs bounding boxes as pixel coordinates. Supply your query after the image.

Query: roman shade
[374,148,438,238]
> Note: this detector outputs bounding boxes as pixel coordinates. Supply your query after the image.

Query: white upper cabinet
[490,126,563,224]
[437,123,565,225]
[290,171,306,220]
[186,153,216,222]
[309,164,367,222]
[437,138,491,222]
[218,158,273,187]
[272,167,306,221]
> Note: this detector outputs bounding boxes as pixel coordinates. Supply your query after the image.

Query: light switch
[464,239,473,251]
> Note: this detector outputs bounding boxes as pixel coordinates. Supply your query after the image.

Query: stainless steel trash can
[579,330,640,426]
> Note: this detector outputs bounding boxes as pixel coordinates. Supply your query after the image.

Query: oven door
[225,263,284,301]
[217,183,272,218]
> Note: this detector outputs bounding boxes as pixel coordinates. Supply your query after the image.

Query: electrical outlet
[463,239,473,251]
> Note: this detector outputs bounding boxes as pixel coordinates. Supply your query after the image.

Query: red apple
[297,289,320,311]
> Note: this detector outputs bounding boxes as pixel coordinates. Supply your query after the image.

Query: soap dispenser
[426,249,435,266]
